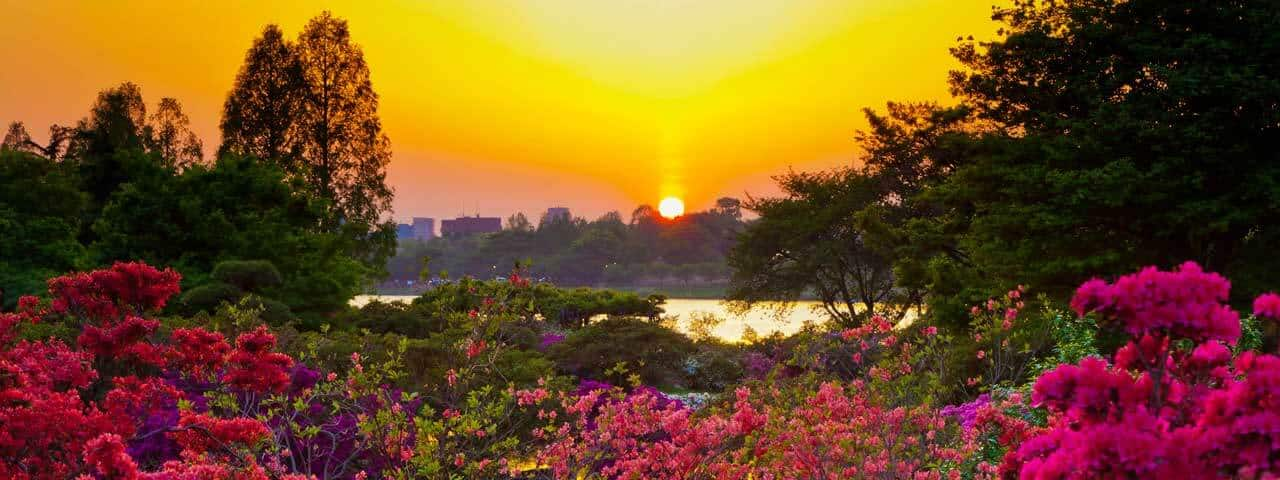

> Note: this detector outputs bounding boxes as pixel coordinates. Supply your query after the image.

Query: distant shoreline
[370,283,819,301]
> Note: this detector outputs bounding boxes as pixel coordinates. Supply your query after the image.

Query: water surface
[351,295,830,342]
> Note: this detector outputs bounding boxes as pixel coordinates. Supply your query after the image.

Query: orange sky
[0,0,1000,221]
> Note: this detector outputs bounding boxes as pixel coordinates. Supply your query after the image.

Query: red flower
[223,326,293,393]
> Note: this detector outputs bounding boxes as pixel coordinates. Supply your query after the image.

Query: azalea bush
[0,262,568,479]
[987,262,1280,478]
[533,318,975,479]
[0,261,299,479]
[963,286,1054,392]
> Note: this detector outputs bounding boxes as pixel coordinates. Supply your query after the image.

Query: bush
[238,294,297,326]
[684,344,745,391]
[210,259,282,292]
[344,299,442,337]
[177,281,241,314]
[548,317,696,387]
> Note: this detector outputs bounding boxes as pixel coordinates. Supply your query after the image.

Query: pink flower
[976,350,986,360]
[1253,292,1280,320]
[446,368,458,386]
[923,326,938,336]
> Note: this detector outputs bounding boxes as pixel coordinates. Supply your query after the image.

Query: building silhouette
[396,217,437,241]
[441,215,501,237]
[545,207,571,222]
[412,217,436,240]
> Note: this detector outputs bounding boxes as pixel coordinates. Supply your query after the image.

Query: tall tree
[143,98,204,170]
[67,82,149,205]
[219,24,304,167]
[934,0,1280,301]
[1,122,34,154]
[727,169,923,327]
[3,122,75,160]
[293,11,393,229]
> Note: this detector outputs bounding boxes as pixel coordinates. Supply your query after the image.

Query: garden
[3,259,1278,479]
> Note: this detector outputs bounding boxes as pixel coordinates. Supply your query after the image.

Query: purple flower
[539,333,566,350]
[940,394,990,430]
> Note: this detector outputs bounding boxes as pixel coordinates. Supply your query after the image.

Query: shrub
[177,281,241,313]
[548,317,696,387]
[211,259,283,292]
[993,262,1280,478]
[239,293,298,326]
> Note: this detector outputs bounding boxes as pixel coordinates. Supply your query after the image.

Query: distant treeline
[384,199,744,288]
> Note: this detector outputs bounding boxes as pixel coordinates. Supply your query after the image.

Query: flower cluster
[537,380,973,479]
[1003,262,1280,478]
[0,263,297,479]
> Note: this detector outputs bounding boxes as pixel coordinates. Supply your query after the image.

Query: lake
[350,295,837,342]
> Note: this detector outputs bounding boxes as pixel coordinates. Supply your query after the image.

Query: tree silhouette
[2,122,76,160]
[1,122,34,154]
[144,98,204,169]
[219,24,304,168]
[293,11,393,229]
[67,82,149,205]
[220,13,393,234]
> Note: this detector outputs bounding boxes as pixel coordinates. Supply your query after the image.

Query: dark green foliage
[684,344,746,391]
[548,317,697,388]
[212,260,283,292]
[178,282,242,314]
[343,300,443,338]
[727,169,923,327]
[91,156,368,322]
[930,0,1280,302]
[0,150,88,308]
[239,294,298,326]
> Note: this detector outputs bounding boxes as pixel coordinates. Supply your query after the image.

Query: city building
[396,217,436,241]
[412,217,436,240]
[545,207,571,222]
[441,215,502,237]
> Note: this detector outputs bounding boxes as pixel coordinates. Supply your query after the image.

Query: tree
[67,82,150,206]
[90,155,367,322]
[931,0,1280,302]
[219,24,304,167]
[713,197,742,219]
[2,122,75,160]
[219,14,396,272]
[1,122,34,154]
[727,169,922,327]
[143,98,204,169]
[293,12,393,229]
[0,149,88,308]
[506,212,533,232]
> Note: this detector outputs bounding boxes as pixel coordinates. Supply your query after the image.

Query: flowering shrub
[537,380,973,479]
[964,285,1054,391]
[532,317,974,479]
[998,262,1280,478]
[1,262,572,480]
[0,262,289,479]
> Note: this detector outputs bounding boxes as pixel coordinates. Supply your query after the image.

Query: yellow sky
[0,0,999,220]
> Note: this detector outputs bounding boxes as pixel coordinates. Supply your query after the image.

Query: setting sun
[658,197,685,218]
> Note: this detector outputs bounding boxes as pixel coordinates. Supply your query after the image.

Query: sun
[658,196,685,219]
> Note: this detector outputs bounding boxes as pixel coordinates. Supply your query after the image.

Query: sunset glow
[0,0,1000,219]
